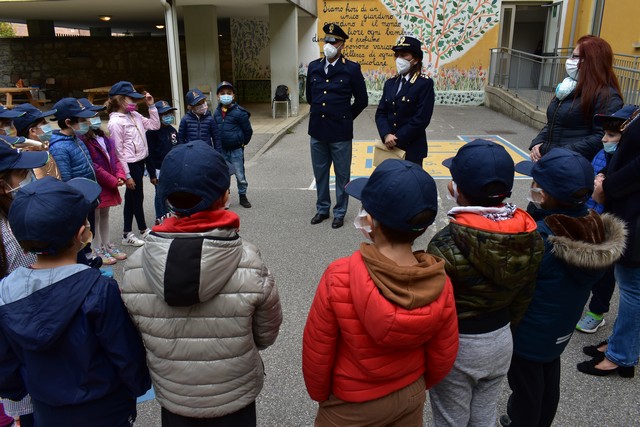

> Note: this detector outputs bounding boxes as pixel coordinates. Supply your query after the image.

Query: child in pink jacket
[106,81,160,247]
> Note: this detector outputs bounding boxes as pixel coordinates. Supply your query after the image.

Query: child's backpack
[274,85,290,102]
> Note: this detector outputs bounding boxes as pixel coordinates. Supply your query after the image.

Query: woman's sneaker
[576,312,605,333]
[95,247,117,265]
[105,244,127,261]
[122,232,145,247]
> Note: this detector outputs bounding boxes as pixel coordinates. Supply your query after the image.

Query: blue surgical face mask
[219,95,234,106]
[73,121,90,136]
[162,115,175,125]
[89,116,102,130]
[37,123,53,142]
[602,141,618,153]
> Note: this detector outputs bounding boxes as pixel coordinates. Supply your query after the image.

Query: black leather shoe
[331,218,344,229]
[310,213,329,225]
[577,358,635,378]
[583,340,608,358]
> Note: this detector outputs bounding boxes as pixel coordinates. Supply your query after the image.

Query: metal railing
[488,47,640,109]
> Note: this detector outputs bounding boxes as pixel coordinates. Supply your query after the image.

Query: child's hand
[592,175,606,204]
[150,177,158,186]
[144,91,154,106]
[126,178,136,190]
[117,178,125,186]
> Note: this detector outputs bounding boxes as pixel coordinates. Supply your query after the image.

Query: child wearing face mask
[0,177,151,427]
[427,139,544,427]
[213,82,253,209]
[12,104,61,179]
[106,81,160,247]
[574,105,637,335]
[303,159,458,426]
[79,99,127,266]
[499,149,626,427]
[178,88,221,150]
[0,140,49,427]
[145,100,178,223]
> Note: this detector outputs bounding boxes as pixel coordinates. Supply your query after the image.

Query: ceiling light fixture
[156,24,165,29]
[99,15,112,22]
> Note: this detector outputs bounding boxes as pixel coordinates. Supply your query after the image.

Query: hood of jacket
[544,210,627,269]
[142,210,243,306]
[0,266,99,351]
[448,207,542,286]
[350,244,450,347]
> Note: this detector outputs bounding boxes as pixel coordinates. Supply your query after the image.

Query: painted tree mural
[381,0,499,70]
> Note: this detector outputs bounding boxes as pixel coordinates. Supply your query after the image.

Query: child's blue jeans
[223,148,248,195]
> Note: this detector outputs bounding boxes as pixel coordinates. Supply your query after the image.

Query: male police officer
[306,23,368,229]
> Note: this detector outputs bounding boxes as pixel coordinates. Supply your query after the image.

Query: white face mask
[195,103,208,115]
[527,187,544,210]
[6,170,36,197]
[353,207,373,241]
[565,58,579,80]
[396,57,412,75]
[445,181,460,205]
[324,43,338,59]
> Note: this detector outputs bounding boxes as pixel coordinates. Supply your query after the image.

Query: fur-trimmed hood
[545,211,627,269]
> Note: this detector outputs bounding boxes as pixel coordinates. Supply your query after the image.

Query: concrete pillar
[26,20,54,37]
[89,27,111,37]
[183,5,220,102]
[269,4,299,115]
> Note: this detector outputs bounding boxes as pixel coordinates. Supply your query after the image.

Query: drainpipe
[160,0,184,119]
[569,0,579,49]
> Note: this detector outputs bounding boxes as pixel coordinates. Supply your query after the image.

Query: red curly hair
[574,35,621,120]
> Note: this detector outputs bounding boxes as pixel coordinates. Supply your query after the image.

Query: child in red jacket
[302,159,458,426]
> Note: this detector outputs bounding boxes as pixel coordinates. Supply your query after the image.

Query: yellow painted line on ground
[312,136,531,190]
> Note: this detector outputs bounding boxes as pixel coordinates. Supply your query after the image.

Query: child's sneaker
[96,247,117,265]
[105,244,127,261]
[140,229,151,240]
[576,312,605,333]
[122,232,145,247]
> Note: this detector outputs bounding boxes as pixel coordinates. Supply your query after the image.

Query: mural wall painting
[315,0,499,104]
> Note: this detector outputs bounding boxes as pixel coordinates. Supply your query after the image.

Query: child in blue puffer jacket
[178,88,220,150]
[214,81,253,208]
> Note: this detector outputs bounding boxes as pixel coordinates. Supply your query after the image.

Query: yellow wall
[599,1,640,55]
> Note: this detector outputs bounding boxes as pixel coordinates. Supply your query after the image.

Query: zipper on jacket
[76,137,98,182]
[543,99,563,155]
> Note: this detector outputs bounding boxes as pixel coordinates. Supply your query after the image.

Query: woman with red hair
[530,35,623,162]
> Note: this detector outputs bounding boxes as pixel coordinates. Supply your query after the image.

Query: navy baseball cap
[323,23,349,42]
[515,148,594,205]
[53,98,97,121]
[159,141,230,216]
[0,105,24,119]
[185,89,206,106]
[594,104,638,127]
[0,135,26,146]
[109,81,145,99]
[13,104,57,133]
[78,97,106,112]
[216,81,235,94]
[346,159,438,231]
[443,139,514,199]
[0,141,49,172]
[155,100,177,114]
[9,177,101,254]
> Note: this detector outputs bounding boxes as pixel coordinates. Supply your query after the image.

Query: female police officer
[375,36,435,166]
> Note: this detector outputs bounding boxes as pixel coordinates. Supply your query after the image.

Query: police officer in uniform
[375,36,435,166]
[307,23,368,229]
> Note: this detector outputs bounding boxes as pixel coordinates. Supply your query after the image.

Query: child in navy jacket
[0,177,150,427]
[178,88,220,150]
[213,81,253,208]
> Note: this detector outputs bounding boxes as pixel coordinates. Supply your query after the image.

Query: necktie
[396,77,407,95]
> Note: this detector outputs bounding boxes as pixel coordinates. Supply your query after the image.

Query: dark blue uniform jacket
[375,73,435,164]
[306,55,368,143]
